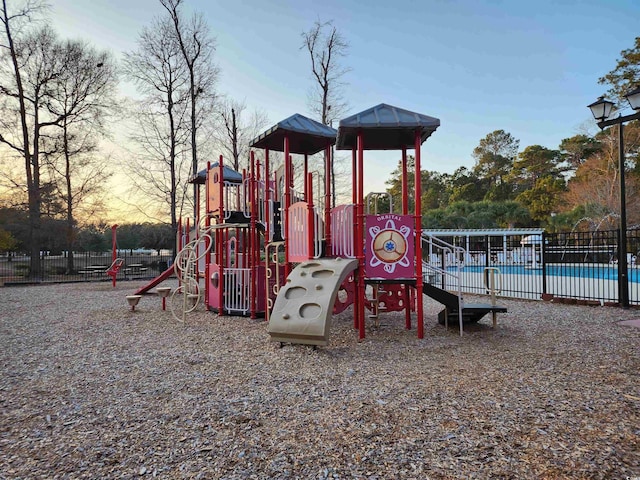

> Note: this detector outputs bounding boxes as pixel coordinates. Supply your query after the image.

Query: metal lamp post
[588,87,640,308]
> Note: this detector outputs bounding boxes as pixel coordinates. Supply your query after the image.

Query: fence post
[618,229,630,308]
[485,235,490,268]
[40,251,45,282]
[541,232,547,297]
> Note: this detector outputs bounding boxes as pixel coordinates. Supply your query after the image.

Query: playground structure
[144,103,506,344]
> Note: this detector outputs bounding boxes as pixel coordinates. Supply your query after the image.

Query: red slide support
[134,266,175,295]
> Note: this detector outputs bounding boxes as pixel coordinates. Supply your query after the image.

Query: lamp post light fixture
[588,87,640,308]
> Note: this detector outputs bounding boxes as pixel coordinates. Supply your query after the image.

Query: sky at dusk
[49,0,640,195]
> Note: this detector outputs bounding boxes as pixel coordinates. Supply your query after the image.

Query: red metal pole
[177,217,182,289]
[242,168,247,218]
[196,181,200,227]
[284,136,291,278]
[176,216,182,289]
[218,155,225,315]
[352,147,358,330]
[307,172,314,259]
[352,148,357,205]
[324,144,332,255]
[205,161,211,310]
[304,154,309,201]
[250,151,257,318]
[414,131,424,339]
[401,147,408,215]
[195,177,201,275]
[110,224,118,287]
[185,217,190,293]
[264,149,270,244]
[357,131,366,340]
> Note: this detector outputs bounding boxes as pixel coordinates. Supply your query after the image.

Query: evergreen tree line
[0,209,174,256]
[385,122,640,232]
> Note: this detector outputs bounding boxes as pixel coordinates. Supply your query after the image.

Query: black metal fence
[0,251,173,286]
[3,230,640,308]
[438,229,640,306]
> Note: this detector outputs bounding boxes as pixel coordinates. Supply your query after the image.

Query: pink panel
[207,263,221,310]
[365,214,415,279]
[287,201,310,262]
[330,204,355,257]
[255,265,266,311]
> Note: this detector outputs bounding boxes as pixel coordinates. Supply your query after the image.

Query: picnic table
[124,264,148,277]
[78,265,108,277]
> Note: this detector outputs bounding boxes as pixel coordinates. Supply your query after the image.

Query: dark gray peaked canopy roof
[189,162,243,185]
[336,103,440,150]
[250,113,337,155]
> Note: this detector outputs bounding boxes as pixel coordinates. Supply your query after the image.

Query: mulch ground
[1,280,639,479]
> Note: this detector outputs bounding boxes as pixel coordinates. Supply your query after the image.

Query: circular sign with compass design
[372,229,407,264]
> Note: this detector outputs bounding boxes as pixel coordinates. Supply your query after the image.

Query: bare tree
[126,101,192,223]
[301,19,348,125]
[301,19,349,206]
[123,16,191,249]
[44,39,118,272]
[0,0,63,277]
[213,97,269,173]
[160,0,218,221]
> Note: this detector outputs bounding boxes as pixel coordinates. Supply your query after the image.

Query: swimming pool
[455,264,640,283]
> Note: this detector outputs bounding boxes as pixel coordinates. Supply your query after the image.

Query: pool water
[456,264,640,283]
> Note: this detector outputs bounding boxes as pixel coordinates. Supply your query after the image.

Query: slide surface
[134,266,176,295]
[267,258,359,346]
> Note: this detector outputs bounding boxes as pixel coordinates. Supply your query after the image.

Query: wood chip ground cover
[0,280,639,479]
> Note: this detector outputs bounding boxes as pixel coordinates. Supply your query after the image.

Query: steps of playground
[437,304,508,325]
[422,281,507,325]
[422,283,460,308]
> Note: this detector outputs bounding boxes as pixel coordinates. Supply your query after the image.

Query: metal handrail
[365,192,393,214]
[483,267,502,328]
[421,232,466,336]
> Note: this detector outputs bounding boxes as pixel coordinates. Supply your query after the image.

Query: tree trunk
[29,114,42,279]
[232,108,238,171]
[63,120,75,274]
[169,92,178,260]
[2,0,41,279]
[191,75,197,222]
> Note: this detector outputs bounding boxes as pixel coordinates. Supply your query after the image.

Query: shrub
[47,266,66,275]
[14,263,29,276]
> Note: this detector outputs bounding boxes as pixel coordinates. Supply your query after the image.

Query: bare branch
[301,19,349,125]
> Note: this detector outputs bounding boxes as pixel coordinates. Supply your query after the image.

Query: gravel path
[1,280,639,479]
